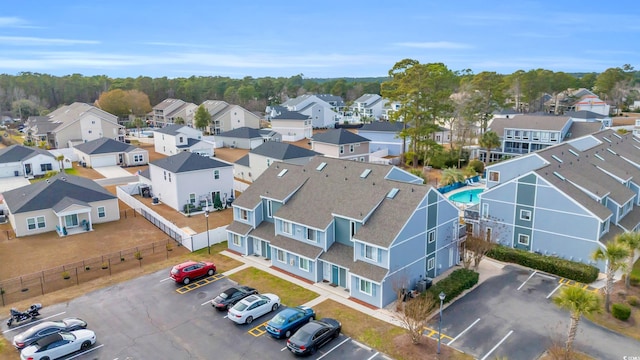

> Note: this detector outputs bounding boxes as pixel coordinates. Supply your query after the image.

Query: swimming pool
[448,188,484,205]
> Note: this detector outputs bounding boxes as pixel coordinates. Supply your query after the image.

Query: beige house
[25,103,124,149]
[269,109,312,141]
[201,100,261,134]
[2,173,120,237]
[150,98,198,127]
[311,128,370,161]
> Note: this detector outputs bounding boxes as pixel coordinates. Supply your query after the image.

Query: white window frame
[299,258,310,272]
[518,234,530,245]
[339,145,344,154]
[359,278,372,295]
[482,203,490,218]
[240,209,248,221]
[364,244,376,261]
[427,257,435,270]
[488,171,499,182]
[282,221,292,235]
[428,230,436,243]
[232,233,241,246]
[306,228,316,242]
[189,193,196,204]
[520,209,532,221]
[97,206,106,218]
[214,170,220,180]
[27,217,36,230]
[276,249,285,263]
[349,144,355,153]
[350,221,357,239]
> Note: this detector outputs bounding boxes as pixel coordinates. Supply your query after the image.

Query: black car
[12,317,87,349]
[211,286,258,310]
[286,318,341,356]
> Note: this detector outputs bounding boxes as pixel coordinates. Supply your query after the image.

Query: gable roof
[488,115,571,135]
[74,137,137,154]
[566,122,603,139]
[359,121,405,132]
[311,128,370,145]
[153,124,191,136]
[270,109,310,120]
[3,173,116,214]
[250,142,319,160]
[45,102,121,132]
[0,145,54,163]
[566,110,608,120]
[353,94,383,106]
[150,151,231,173]
[217,127,265,139]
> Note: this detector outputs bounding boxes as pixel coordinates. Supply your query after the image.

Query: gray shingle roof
[74,137,136,155]
[0,145,54,163]
[153,124,188,136]
[3,173,115,214]
[235,154,250,166]
[566,110,608,119]
[226,220,253,236]
[217,127,264,139]
[250,142,318,160]
[566,122,603,140]
[488,115,571,135]
[150,151,231,173]
[319,242,388,282]
[52,196,91,212]
[311,128,370,145]
[176,138,202,148]
[359,121,405,132]
[271,110,310,120]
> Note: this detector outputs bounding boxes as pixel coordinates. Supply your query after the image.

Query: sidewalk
[220,250,506,329]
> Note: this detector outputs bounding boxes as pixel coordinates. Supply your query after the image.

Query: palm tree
[617,232,640,289]
[478,131,501,165]
[440,167,465,186]
[553,286,600,354]
[592,242,629,312]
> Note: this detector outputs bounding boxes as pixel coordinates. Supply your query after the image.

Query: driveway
[427,265,638,360]
[0,176,30,195]
[94,165,134,178]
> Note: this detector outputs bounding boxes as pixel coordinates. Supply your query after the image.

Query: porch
[54,206,93,237]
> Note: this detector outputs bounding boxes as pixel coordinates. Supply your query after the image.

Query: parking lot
[2,269,390,360]
[425,265,638,360]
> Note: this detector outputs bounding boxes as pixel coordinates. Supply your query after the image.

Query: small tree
[395,295,436,344]
[553,286,600,355]
[478,131,501,165]
[213,192,223,210]
[131,117,145,137]
[194,105,211,131]
[174,117,185,125]
[592,242,629,312]
[440,167,465,186]
[463,221,499,271]
[617,232,640,289]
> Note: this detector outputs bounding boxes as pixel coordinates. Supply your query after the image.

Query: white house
[269,109,313,142]
[73,137,149,168]
[215,127,281,150]
[350,94,385,122]
[138,151,234,213]
[277,95,341,128]
[153,124,213,157]
[0,145,61,178]
[234,142,319,182]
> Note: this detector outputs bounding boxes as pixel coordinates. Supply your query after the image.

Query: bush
[630,273,640,287]
[426,269,479,305]
[627,295,639,307]
[487,245,599,283]
[612,303,631,321]
[468,159,484,174]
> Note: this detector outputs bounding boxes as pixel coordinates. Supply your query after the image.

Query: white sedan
[228,293,280,324]
[20,329,96,360]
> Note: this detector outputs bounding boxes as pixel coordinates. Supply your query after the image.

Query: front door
[24,164,32,175]
[323,263,331,282]
[65,214,79,228]
[253,239,261,256]
[331,265,339,286]
[261,241,271,259]
[118,153,124,164]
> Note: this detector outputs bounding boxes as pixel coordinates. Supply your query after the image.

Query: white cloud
[0,36,99,46]
[394,41,472,49]
[0,17,26,27]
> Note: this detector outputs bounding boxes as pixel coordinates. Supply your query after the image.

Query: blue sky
[1,1,638,79]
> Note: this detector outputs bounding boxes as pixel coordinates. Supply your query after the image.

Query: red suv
[170,261,216,284]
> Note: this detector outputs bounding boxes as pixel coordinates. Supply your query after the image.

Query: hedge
[487,245,599,283]
[612,303,631,321]
[426,268,479,305]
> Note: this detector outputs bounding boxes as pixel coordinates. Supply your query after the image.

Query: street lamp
[437,292,446,354]
[205,209,210,254]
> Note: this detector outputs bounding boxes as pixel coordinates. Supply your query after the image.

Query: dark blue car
[266,306,315,339]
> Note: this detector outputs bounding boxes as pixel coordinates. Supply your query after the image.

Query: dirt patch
[213,147,249,163]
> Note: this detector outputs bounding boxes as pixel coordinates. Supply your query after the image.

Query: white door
[323,262,331,282]
[253,239,261,256]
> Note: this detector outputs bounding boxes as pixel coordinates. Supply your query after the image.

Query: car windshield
[270,314,286,326]
[233,302,248,311]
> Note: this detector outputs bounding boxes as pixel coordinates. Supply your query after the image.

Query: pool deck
[444,183,486,210]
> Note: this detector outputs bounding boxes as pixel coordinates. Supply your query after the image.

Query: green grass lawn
[632,257,640,279]
[228,267,318,306]
[188,242,243,273]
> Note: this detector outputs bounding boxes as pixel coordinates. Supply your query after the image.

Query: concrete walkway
[220,250,507,329]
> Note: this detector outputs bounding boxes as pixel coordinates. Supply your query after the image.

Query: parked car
[287,318,341,356]
[169,260,216,285]
[227,293,280,324]
[211,286,258,311]
[13,318,88,349]
[266,306,315,339]
[20,329,96,360]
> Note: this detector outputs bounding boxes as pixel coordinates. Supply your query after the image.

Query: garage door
[91,155,116,168]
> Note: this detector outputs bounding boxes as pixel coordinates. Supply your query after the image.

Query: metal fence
[0,239,178,307]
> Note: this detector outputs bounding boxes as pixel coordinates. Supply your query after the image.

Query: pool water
[448,188,484,204]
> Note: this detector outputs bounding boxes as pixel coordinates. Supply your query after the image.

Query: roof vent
[316,162,327,171]
[387,188,400,199]
[277,169,288,177]
[360,169,372,178]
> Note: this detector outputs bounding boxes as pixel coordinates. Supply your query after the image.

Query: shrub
[611,303,631,321]
[627,295,639,307]
[134,251,143,260]
[468,159,484,174]
[630,273,640,287]
[408,168,425,182]
[61,271,71,279]
[487,245,599,283]
[426,268,479,305]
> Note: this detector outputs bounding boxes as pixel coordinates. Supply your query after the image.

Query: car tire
[285,330,291,338]
[81,341,91,350]
[246,316,253,324]
[41,357,50,360]
[310,346,317,355]
[207,269,214,276]
[272,303,279,311]
[183,277,190,285]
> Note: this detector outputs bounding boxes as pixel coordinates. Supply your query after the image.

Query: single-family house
[215,127,281,150]
[24,103,124,149]
[234,142,319,182]
[566,110,612,128]
[153,124,214,157]
[350,94,385,122]
[546,88,610,116]
[311,129,370,162]
[278,94,342,128]
[381,101,402,121]
[358,121,408,157]
[138,151,234,213]
[150,99,198,127]
[0,145,60,178]
[73,137,149,168]
[466,129,640,272]
[201,100,261,135]
[2,173,120,237]
[226,157,462,308]
[268,108,313,141]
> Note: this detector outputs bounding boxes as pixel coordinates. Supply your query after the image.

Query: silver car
[20,329,96,360]
[227,293,280,324]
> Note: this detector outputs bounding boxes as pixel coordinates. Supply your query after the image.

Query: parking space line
[201,300,212,306]
[536,272,556,280]
[175,274,225,294]
[479,330,513,360]
[2,311,66,334]
[447,317,480,345]
[248,321,268,337]
[546,283,563,299]
[351,339,372,351]
[316,337,350,360]
[160,277,172,282]
[367,352,380,360]
[66,344,104,359]
[422,326,454,341]
[517,271,537,290]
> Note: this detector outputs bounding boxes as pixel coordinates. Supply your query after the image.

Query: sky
[0,1,639,79]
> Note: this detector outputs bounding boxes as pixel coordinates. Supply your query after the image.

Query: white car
[20,329,96,360]
[227,293,280,324]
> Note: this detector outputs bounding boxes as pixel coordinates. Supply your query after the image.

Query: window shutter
[360,244,364,257]
[377,249,382,262]
[372,284,376,297]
